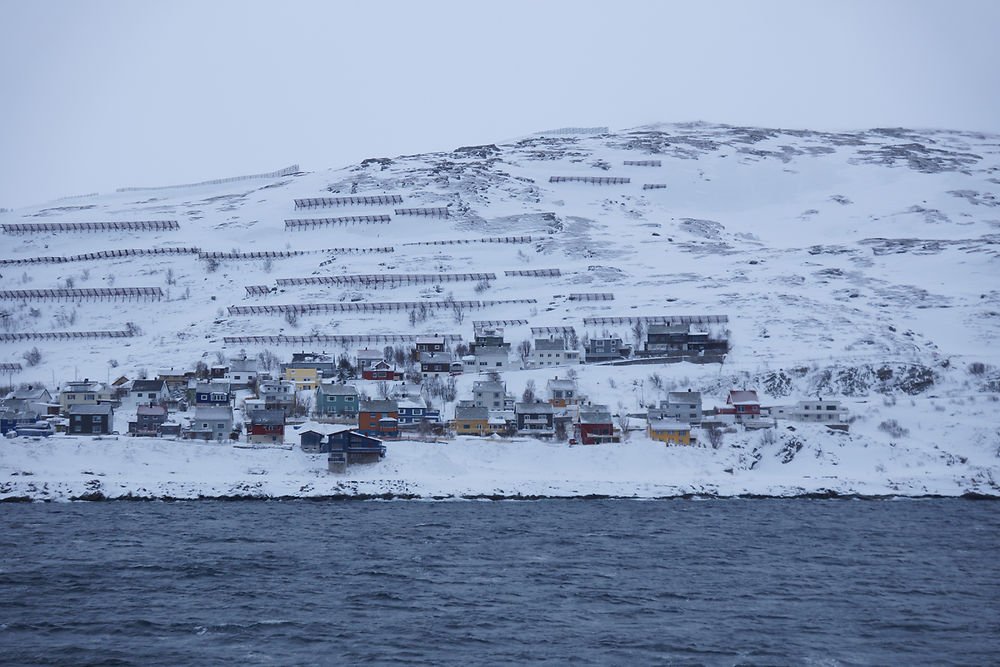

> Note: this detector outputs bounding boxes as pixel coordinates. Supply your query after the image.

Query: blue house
[194,381,232,406]
[328,430,386,472]
[397,397,441,428]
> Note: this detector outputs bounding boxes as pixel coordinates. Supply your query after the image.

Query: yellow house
[284,366,319,391]
[452,405,489,435]
[647,419,691,445]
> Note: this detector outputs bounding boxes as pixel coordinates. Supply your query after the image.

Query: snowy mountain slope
[1,123,998,498]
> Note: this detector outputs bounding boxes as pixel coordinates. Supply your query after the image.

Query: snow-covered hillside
[1,123,998,498]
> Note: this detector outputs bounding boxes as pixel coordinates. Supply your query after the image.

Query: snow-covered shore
[3,416,998,501]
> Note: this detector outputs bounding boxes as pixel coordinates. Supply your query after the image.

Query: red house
[248,409,285,443]
[359,399,399,437]
[719,390,761,423]
[362,360,403,381]
[575,405,619,444]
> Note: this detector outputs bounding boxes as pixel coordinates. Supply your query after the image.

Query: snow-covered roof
[648,419,690,431]
[473,380,505,393]
[68,404,113,416]
[534,338,566,351]
[249,409,285,426]
[193,406,233,420]
[516,402,554,414]
[356,348,384,359]
[131,379,166,392]
[547,379,576,391]
[728,390,759,405]
[361,399,398,413]
[317,383,358,396]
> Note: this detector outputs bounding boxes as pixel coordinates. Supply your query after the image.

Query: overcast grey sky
[1,0,998,209]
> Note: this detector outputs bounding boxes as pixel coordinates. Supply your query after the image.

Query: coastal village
[1,321,848,474]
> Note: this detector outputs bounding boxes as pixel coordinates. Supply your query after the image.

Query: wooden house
[68,403,114,435]
[355,348,385,371]
[647,418,691,445]
[315,383,359,416]
[420,352,454,379]
[130,379,168,405]
[452,405,489,435]
[576,405,618,444]
[328,431,386,472]
[515,402,555,437]
[472,380,508,410]
[248,409,285,444]
[649,391,703,425]
[193,381,232,406]
[584,337,630,363]
[225,357,258,389]
[189,406,233,441]
[719,390,762,424]
[129,404,168,436]
[525,338,580,369]
[362,360,402,381]
[547,377,580,407]
[359,399,399,437]
[415,334,446,360]
[59,380,114,415]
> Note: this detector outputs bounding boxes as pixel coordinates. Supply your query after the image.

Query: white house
[770,399,847,424]
[225,358,259,389]
[525,338,580,369]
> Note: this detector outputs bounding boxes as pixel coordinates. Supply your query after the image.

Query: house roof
[132,379,166,393]
[361,399,398,413]
[69,404,113,416]
[667,391,701,404]
[473,380,505,393]
[534,338,566,351]
[416,335,444,345]
[579,409,612,424]
[229,358,258,373]
[11,388,50,401]
[397,397,426,410]
[515,402,554,414]
[137,404,167,417]
[547,379,576,391]
[356,348,384,359]
[421,352,453,364]
[318,383,359,396]
[295,421,353,437]
[195,381,231,393]
[649,419,690,431]
[249,409,285,426]
[455,405,489,421]
[648,324,689,335]
[192,406,233,420]
[728,390,759,405]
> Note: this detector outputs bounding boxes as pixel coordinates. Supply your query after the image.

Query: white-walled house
[525,338,581,369]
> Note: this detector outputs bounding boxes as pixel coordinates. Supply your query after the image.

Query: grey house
[472,380,507,409]
[68,404,114,435]
[585,337,630,363]
[650,391,703,425]
[189,406,234,441]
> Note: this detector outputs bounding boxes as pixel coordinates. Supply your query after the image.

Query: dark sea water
[1,499,998,666]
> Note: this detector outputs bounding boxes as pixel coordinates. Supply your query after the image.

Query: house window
[827,405,836,410]
[86,394,95,400]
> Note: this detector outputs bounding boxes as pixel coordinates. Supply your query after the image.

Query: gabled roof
[192,406,233,420]
[317,383,359,396]
[547,379,576,391]
[474,345,508,358]
[728,390,759,405]
[132,379,166,393]
[472,380,505,393]
[515,402,554,414]
[228,358,258,373]
[421,352,453,364]
[455,405,489,421]
[416,335,444,345]
[648,419,690,431]
[667,391,701,404]
[68,403,113,416]
[534,338,566,351]
[356,348,384,359]
[137,404,167,417]
[296,421,353,437]
[249,409,285,426]
[579,408,612,424]
[361,399,398,413]
[647,324,689,335]
[195,381,231,393]
[11,388,50,401]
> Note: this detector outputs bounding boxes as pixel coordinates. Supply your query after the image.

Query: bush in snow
[878,419,909,438]
[968,362,987,376]
[22,346,42,367]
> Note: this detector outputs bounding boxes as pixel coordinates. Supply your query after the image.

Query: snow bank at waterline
[2,424,997,501]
